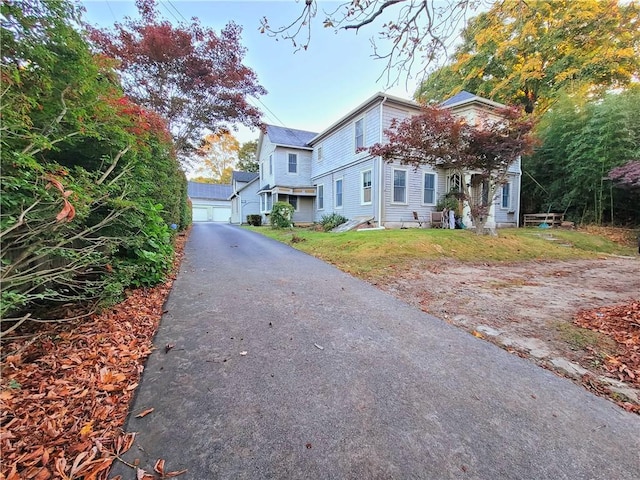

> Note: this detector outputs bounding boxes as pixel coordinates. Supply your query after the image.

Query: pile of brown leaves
[574,301,640,412]
[580,225,639,249]
[0,231,189,480]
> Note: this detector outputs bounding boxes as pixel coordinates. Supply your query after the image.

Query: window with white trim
[335,178,343,208]
[266,193,272,211]
[269,155,273,175]
[393,169,407,203]
[361,170,372,204]
[423,173,436,205]
[288,195,298,210]
[317,146,323,162]
[317,184,324,210]
[501,182,511,209]
[288,153,297,174]
[355,118,364,151]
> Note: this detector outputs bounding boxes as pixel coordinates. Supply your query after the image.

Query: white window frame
[317,145,323,163]
[392,169,407,204]
[361,169,372,205]
[288,152,298,174]
[317,184,324,210]
[355,117,365,152]
[335,178,343,208]
[501,182,511,210]
[422,172,436,205]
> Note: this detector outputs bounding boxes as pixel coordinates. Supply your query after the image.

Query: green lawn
[247,226,636,281]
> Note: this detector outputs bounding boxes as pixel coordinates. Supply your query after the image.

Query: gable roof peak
[440,90,505,109]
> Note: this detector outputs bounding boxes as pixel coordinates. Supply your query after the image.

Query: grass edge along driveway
[248,226,636,282]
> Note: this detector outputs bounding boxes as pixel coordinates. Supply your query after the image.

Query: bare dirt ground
[376,256,640,410]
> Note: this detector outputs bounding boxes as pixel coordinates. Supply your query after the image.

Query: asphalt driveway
[110,223,640,479]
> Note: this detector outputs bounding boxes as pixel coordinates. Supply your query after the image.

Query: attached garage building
[187,182,233,223]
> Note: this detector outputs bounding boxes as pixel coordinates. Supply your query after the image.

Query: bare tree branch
[343,0,405,31]
[260,0,489,87]
[97,145,131,185]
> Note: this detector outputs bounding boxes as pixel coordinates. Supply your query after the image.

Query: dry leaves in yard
[574,300,640,412]
[0,231,189,479]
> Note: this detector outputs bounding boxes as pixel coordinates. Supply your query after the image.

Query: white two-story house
[253,91,521,229]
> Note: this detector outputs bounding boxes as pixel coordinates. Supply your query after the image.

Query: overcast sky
[80,0,430,144]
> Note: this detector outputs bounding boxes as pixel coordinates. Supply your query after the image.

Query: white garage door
[192,207,208,222]
[212,207,231,222]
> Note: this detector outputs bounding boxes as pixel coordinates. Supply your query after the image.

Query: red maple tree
[608,160,640,189]
[368,105,536,234]
[88,0,266,160]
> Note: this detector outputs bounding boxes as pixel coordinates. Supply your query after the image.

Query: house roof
[309,92,421,145]
[228,173,259,199]
[187,181,233,200]
[266,125,317,148]
[232,171,259,183]
[440,90,505,110]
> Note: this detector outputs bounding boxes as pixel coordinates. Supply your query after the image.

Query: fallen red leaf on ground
[574,300,640,413]
[0,231,189,479]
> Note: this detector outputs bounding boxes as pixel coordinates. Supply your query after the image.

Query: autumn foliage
[575,301,640,413]
[88,0,266,158]
[609,160,640,190]
[1,0,192,329]
[0,233,188,480]
[368,105,535,233]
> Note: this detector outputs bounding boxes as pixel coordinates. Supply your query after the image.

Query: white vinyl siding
[361,169,372,205]
[335,178,343,208]
[288,153,297,174]
[317,184,324,210]
[423,173,436,205]
[355,117,364,151]
[393,169,407,203]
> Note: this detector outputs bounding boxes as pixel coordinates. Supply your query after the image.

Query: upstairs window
[362,170,372,204]
[355,118,364,151]
[288,153,298,174]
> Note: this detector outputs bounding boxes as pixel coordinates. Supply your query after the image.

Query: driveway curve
[111,223,640,479]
